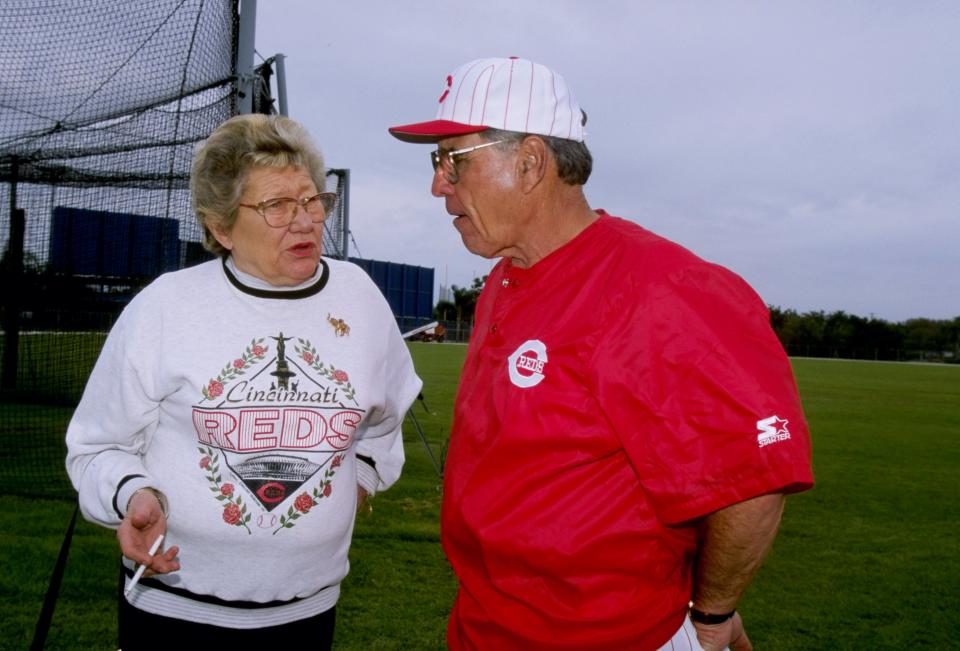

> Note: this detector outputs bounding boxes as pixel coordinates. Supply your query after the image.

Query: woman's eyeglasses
[239,192,337,228]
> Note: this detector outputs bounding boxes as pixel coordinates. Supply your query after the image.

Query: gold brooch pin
[327,314,350,337]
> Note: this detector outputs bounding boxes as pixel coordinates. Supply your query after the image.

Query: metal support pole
[235,0,257,114]
[340,168,350,260]
[2,156,24,391]
[405,408,443,479]
[274,53,288,116]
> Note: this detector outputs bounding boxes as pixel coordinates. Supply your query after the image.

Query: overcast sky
[254,1,959,322]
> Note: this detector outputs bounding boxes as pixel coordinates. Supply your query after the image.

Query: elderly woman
[66,114,421,648]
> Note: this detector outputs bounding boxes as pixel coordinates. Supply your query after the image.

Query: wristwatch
[689,606,736,625]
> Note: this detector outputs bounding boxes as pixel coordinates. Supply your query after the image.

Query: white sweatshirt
[66,257,422,627]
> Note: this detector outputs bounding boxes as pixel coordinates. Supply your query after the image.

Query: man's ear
[516,136,548,193]
[207,215,234,252]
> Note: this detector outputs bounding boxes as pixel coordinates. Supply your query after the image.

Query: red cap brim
[388,120,489,144]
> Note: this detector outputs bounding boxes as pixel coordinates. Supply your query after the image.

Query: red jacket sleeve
[588,260,814,524]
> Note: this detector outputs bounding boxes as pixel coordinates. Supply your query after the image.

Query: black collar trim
[221,257,329,299]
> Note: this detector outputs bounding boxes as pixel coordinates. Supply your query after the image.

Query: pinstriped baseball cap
[389,57,586,144]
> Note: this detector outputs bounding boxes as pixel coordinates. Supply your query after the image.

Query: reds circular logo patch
[507,340,548,388]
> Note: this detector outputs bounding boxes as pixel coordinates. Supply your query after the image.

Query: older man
[390,57,813,651]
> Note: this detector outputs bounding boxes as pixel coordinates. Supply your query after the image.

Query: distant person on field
[66,114,421,649]
[389,57,813,651]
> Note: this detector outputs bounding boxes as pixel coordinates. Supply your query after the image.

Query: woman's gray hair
[481,128,593,186]
[190,114,326,257]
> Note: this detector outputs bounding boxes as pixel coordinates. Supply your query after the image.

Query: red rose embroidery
[331,455,341,468]
[252,345,264,356]
[222,503,241,525]
[295,492,313,513]
[220,483,234,497]
[199,456,211,469]
[322,484,332,497]
[233,359,244,369]
[332,370,348,383]
[207,380,223,398]
[302,351,314,364]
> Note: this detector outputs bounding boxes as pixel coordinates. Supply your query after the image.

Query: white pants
[656,615,729,651]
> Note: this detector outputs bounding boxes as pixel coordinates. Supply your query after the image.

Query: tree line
[769,307,959,362]
[435,276,958,363]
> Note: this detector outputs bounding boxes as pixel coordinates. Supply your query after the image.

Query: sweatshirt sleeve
[65,300,164,528]
[353,303,423,496]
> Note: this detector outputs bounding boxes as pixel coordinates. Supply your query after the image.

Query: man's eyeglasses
[238,192,337,228]
[430,140,505,184]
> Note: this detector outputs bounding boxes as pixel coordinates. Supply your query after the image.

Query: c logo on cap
[438,75,452,103]
[507,340,548,388]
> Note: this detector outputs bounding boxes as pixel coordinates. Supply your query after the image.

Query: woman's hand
[118,490,180,577]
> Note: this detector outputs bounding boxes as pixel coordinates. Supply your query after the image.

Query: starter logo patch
[508,340,548,388]
[756,415,791,448]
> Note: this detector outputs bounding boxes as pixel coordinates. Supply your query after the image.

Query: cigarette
[124,534,164,596]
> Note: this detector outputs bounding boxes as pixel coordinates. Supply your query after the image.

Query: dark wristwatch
[689,607,736,625]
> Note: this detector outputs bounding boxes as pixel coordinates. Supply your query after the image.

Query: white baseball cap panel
[389,57,586,144]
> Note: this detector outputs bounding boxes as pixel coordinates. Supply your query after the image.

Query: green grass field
[2,347,958,649]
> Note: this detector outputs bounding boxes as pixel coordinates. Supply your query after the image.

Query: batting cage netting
[0,1,349,500]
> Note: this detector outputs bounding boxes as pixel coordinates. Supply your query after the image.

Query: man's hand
[117,490,180,577]
[357,486,372,515]
[692,612,752,651]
